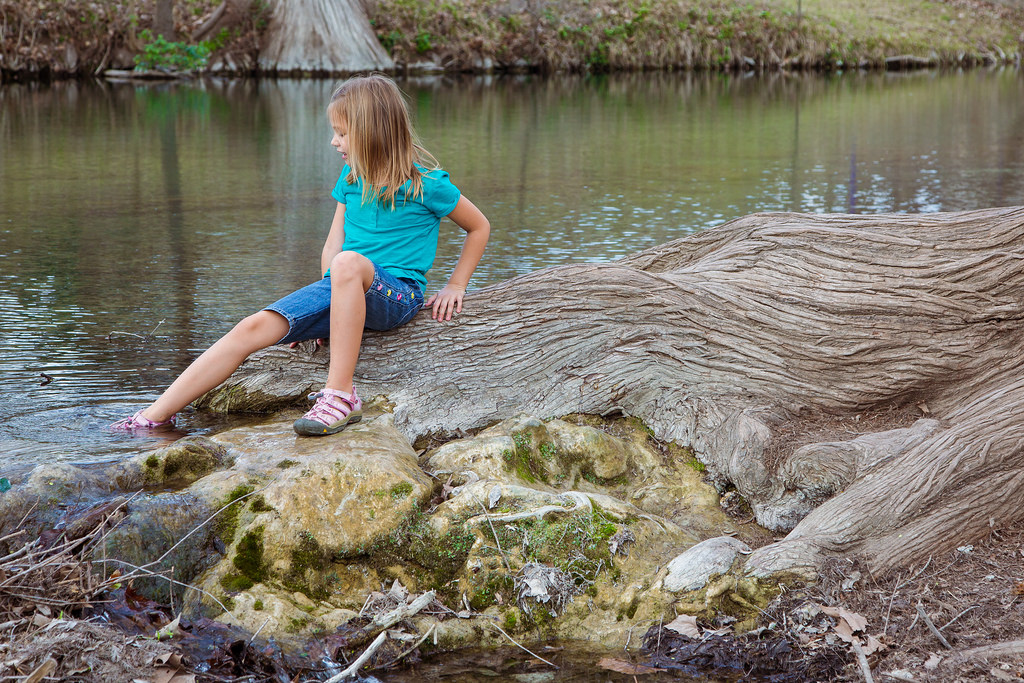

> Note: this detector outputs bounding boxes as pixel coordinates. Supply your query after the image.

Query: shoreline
[4,53,1021,86]
[2,0,1021,83]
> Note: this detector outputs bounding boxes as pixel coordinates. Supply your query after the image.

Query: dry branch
[958,639,1024,660]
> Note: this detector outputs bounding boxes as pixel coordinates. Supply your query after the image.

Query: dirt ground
[752,526,1024,682]
[824,526,1024,682]
[5,530,1024,682]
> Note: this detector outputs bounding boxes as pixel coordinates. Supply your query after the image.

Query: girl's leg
[140,310,289,422]
[324,251,375,392]
[292,252,374,437]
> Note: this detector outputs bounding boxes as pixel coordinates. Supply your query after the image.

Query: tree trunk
[195,206,1024,577]
[154,0,176,40]
[258,0,393,74]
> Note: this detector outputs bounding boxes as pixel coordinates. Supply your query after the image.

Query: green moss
[215,484,255,545]
[390,481,414,500]
[501,431,549,484]
[249,495,274,512]
[276,459,299,469]
[468,573,515,611]
[503,609,518,631]
[286,616,311,633]
[162,444,217,479]
[284,531,331,601]
[504,505,621,588]
[253,599,264,611]
[219,572,255,592]
[232,525,268,586]
[145,454,160,469]
[624,593,641,619]
[349,508,477,601]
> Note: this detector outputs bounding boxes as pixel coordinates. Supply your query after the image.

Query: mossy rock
[120,436,231,489]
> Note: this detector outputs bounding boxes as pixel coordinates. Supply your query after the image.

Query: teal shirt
[331,164,461,292]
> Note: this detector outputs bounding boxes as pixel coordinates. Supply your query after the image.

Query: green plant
[134,29,212,72]
[414,30,433,53]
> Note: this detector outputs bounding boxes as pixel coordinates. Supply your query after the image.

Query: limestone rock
[663,536,752,592]
[424,414,661,493]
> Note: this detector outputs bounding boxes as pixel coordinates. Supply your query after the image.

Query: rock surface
[0,410,771,651]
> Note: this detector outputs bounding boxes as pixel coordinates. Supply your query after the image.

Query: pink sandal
[110,409,175,431]
[293,387,362,436]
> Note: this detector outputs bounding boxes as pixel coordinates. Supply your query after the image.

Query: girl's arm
[320,203,347,276]
[428,196,490,321]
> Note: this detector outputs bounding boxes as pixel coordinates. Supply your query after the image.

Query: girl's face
[330,122,349,162]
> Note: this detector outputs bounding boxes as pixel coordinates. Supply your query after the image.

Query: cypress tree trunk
[258,0,393,73]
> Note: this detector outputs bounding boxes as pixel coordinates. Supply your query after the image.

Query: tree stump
[196,207,1024,576]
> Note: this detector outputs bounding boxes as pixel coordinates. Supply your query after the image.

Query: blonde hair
[327,74,439,208]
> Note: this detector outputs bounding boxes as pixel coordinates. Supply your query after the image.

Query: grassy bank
[372,0,1024,72]
[0,0,1022,80]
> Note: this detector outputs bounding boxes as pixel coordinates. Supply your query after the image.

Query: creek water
[1,68,1023,472]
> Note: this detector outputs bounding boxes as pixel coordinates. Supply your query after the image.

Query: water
[2,69,1023,470]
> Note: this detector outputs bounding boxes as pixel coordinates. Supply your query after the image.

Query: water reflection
[1,69,1022,467]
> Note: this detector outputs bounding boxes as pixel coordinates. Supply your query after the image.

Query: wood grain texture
[198,207,1024,572]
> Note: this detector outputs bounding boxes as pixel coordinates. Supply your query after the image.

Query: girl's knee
[330,251,374,287]
[231,311,288,344]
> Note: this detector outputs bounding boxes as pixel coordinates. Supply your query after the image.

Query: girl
[112,74,490,436]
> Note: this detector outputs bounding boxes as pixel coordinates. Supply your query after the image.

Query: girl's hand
[426,285,466,321]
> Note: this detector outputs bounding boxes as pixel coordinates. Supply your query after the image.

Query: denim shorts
[266,263,424,345]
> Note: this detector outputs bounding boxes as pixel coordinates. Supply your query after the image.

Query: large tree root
[197,207,1024,575]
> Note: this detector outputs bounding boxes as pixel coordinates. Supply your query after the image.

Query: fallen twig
[939,605,977,632]
[958,639,1024,659]
[851,639,874,683]
[895,557,931,591]
[344,590,436,650]
[490,622,558,668]
[476,499,512,573]
[324,631,389,682]
[372,623,436,671]
[881,671,917,682]
[915,602,952,650]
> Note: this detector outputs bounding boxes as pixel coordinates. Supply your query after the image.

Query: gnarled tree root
[197,207,1024,576]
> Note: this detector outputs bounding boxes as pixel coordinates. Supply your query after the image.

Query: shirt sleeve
[331,164,353,204]
[422,169,462,217]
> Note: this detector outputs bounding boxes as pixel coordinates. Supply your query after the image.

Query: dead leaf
[924,653,942,670]
[597,657,666,675]
[990,668,1014,681]
[24,658,57,683]
[31,613,51,628]
[488,484,502,509]
[833,619,855,644]
[664,614,700,638]
[152,652,195,683]
[154,652,183,668]
[820,605,868,633]
[863,634,885,655]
